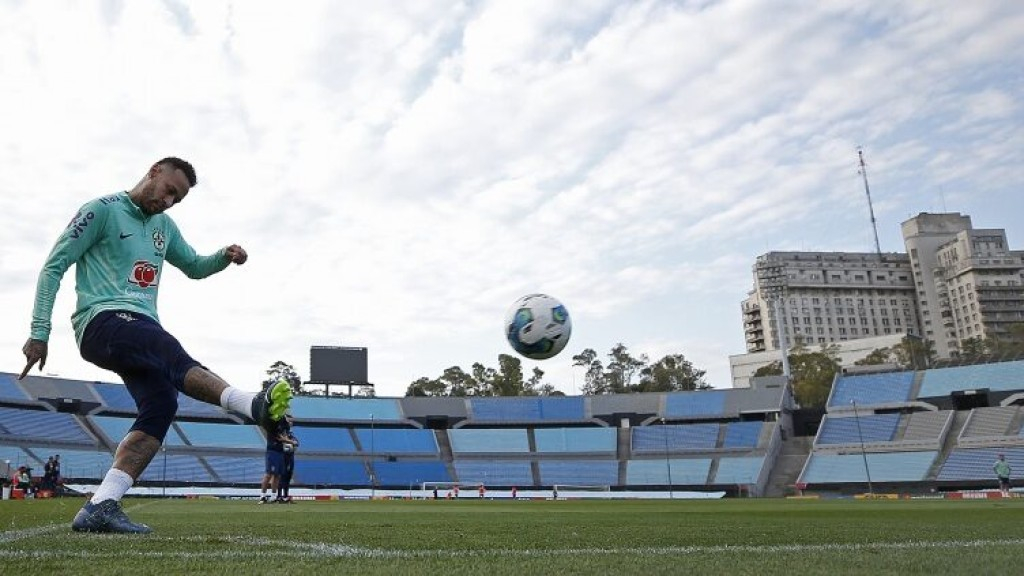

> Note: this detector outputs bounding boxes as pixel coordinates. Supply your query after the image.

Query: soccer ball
[504,294,572,360]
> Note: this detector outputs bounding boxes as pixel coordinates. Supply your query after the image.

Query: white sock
[90,468,134,504]
[220,387,256,419]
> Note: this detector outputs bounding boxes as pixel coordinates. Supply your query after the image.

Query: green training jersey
[30,191,230,346]
[994,460,1011,478]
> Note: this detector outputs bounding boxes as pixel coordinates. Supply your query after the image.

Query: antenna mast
[858,148,882,256]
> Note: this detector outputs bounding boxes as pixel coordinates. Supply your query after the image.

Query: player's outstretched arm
[19,338,48,380]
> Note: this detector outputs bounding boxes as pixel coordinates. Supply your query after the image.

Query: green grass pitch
[2,497,1022,575]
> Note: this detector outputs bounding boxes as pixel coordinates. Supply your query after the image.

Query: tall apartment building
[741,251,919,354]
[932,227,1024,351]
[740,212,1024,361]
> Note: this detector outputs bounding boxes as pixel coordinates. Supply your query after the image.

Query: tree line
[405,344,709,397]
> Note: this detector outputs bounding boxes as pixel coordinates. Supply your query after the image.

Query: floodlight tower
[858,148,883,256]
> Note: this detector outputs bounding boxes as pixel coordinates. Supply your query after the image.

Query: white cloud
[1,0,1022,397]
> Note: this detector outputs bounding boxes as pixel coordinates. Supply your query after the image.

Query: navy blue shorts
[79,310,202,442]
[265,450,285,475]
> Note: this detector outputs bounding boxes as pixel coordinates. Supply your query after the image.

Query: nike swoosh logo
[120,233,133,240]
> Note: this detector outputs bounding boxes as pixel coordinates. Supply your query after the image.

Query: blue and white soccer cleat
[71,499,152,534]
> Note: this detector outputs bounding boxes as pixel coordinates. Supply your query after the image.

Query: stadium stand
[469,396,586,422]
[92,382,138,413]
[533,427,617,454]
[537,460,619,486]
[0,406,96,446]
[175,421,265,449]
[449,428,530,454]
[814,413,900,446]
[137,454,213,483]
[828,371,915,408]
[626,458,713,485]
[203,455,266,484]
[291,397,403,422]
[454,460,533,486]
[664,390,727,419]
[0,374,31,401]
[917,360,1024,398]
[288,458,370,486]
[722,421,763,449]
[16,375,103,404]
[372,461,450,487]
[91,415,188,447]
[289,425,358,453]
[937,447,1023,482]
[27,447,113,480]
[632,423,719,453]
[714,456,767,486]
[354,428,440,454]
[959,406,1019,441]
[800,451,938,483]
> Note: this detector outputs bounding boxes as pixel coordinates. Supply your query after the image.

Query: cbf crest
[151,229,166,251]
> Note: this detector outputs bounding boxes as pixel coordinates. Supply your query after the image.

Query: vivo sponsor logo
[67,211,96,239]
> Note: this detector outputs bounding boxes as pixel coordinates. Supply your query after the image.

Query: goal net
[420,481,483,494]
[552,484,611,493]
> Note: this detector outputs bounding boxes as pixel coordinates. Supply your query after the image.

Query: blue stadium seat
[722,422,763,449]
[291,397,403,421]
[534,427,616,453]
[0,374,31,401]
[288,458,370,486]
[449,429,530,453]
[801,451,937,483]
[203,455,266,484]
[626,458,712,485]
[0,407,95,445]
[354,428,439,454]
[632,424,719,453]
[91,415,187,446]
[371,460,450,486]
[24,447,113,480]
[714,456,766,484]
[829,372,914,407]
[138,454,213,483]
[816,414,899,445]
[470,397,586,422]
[918,360,1024,398]
[176,421,265,449]
[937,447,1023,481]
[92,382,137,412]
[664,391,726,418]
[454,460,533,486]
[538,460,618,486]
[175,393,229,418]
[290,425,358,453]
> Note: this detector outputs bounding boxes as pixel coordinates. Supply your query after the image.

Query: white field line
[0,535,1022,560]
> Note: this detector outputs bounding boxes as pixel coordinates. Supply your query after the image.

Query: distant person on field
[276,413,299,503]
[43,456,55,491]
[53,454,62,492]
[993,453,1012,497]
[259,387,289,504]
[20,157,292,533]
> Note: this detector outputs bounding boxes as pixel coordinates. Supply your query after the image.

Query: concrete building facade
[733,212,1024,387]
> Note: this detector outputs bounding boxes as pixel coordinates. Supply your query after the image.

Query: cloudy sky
[1,1,1022,397]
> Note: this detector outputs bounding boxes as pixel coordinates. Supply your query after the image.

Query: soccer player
[993,453,1012,497]
[20,157,292,533]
